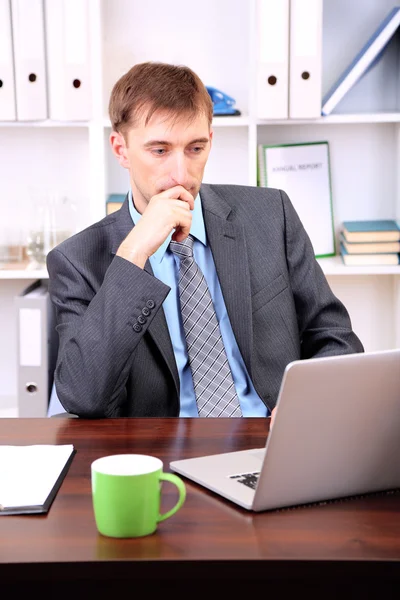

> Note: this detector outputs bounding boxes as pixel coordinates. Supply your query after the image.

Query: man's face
[110,109,213,214]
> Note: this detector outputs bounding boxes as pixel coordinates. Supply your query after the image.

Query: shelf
[7,113,393,130]
[317,255,400,275]
[0,120,90,128]
[257,113,400,126]
[211,115,250,127]
[1,257,400,279]
[0,264,48,279]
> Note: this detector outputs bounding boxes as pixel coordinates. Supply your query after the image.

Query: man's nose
[170,153,190,186]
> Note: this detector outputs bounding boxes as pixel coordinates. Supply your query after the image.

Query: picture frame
[258,141,335,258]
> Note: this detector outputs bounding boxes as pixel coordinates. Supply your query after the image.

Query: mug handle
[157,472,186,522]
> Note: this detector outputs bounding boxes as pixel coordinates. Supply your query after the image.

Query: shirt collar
[128,189,207,264]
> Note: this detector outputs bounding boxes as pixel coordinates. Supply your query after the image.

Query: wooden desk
[0,418,399,598]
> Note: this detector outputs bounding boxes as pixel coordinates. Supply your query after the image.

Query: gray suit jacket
[47,184,364,417]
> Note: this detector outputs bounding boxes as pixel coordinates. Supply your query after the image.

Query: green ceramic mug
[91,454,186,538]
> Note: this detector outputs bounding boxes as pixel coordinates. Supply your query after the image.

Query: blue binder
[321,7,400,116]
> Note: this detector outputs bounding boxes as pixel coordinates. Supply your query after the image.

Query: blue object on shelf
[206,86,241,116]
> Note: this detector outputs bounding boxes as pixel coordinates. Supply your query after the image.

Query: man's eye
[191,146,203,153]
[152,148,166,155]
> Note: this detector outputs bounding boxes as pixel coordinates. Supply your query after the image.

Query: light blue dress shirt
[128,190,268,417]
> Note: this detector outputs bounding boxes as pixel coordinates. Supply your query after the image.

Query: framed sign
[258,141,335,258]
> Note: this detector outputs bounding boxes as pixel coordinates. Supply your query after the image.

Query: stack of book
[339,220,400,266]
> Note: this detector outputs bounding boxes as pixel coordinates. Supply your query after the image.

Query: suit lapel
[201,185,253,377]
[143,260,179,395]
[110,196,179,395]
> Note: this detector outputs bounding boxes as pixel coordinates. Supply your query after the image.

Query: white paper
[0,444,74,509]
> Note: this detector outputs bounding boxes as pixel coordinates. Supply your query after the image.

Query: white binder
[15,280,58,417]
[0,0,17,120]
[11,0,47,120]
[44,0,92,121]
[289,0,323,119]
[256,0,289,120]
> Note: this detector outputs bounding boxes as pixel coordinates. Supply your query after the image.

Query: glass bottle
[26,189,78,269]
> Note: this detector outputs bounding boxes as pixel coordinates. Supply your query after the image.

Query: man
[47,62,364,420]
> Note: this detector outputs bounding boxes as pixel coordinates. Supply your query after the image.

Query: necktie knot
[169,234,194,259]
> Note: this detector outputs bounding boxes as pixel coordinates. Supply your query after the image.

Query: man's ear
[109,131,130,169]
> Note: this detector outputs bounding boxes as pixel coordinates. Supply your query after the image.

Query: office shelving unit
[1,0,399,411]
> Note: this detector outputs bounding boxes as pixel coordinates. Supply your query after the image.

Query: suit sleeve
[280,189,364,358]
[47,249,171,417]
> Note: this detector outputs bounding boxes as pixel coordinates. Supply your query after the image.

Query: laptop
[170,349,400,511]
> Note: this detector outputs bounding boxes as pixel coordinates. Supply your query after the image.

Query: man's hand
[117,186,194,268]
[270,406,277,430]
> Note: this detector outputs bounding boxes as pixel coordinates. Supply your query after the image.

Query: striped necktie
[169,234,242,417]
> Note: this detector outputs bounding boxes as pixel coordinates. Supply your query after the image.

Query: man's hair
[108,62,213,136]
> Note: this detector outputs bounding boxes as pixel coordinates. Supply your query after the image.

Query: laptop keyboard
[229,471,260,490]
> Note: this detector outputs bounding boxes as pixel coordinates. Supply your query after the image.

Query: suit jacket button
[142,307,150,316]
[137,315,147,325]
[133,323,142,333]
[146,300,155,309]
